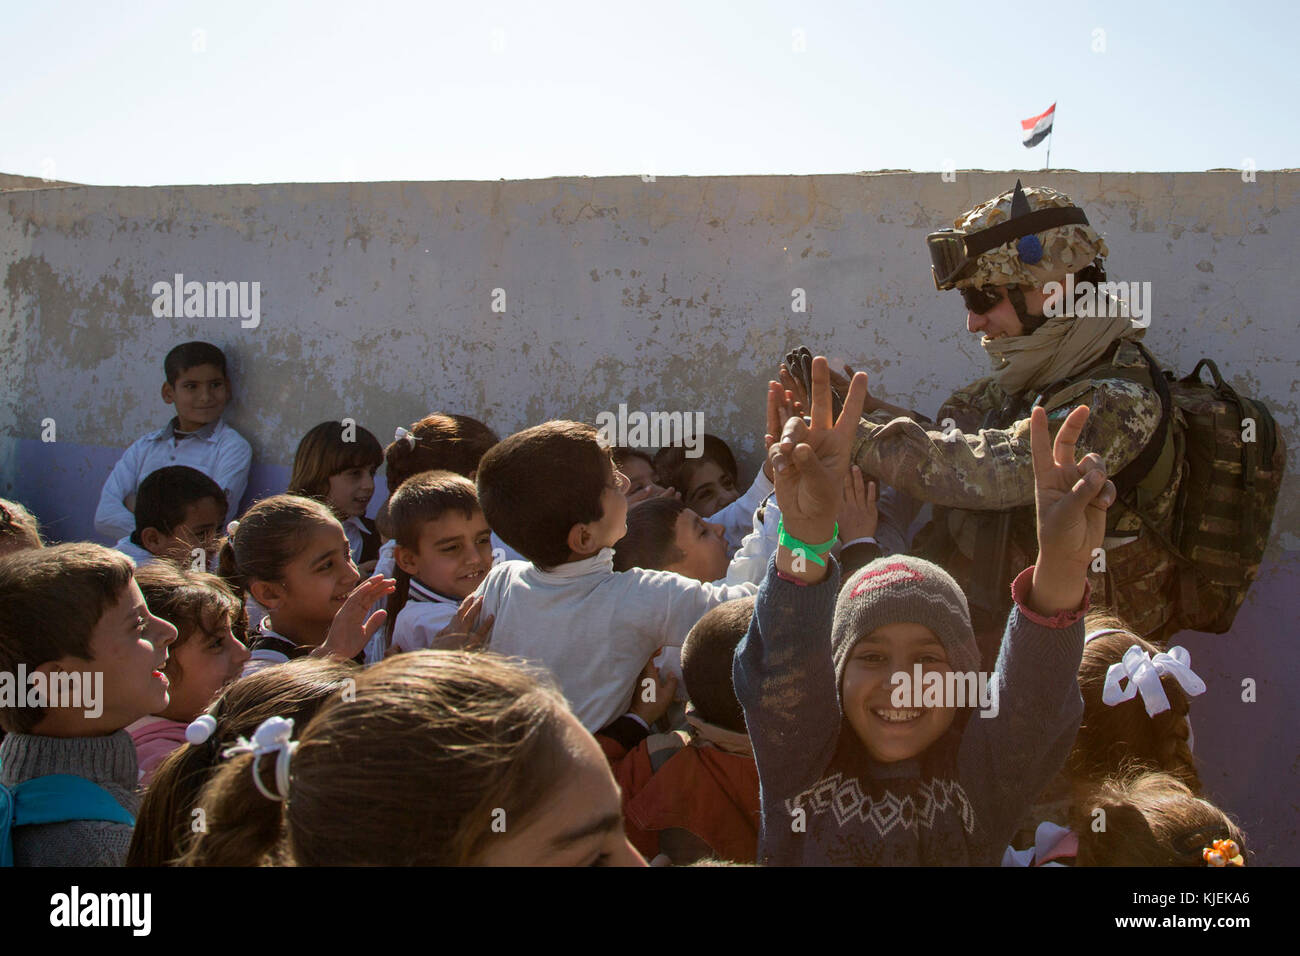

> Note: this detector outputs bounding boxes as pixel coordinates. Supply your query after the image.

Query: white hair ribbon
[394,426,416,449]
[185,713,218,745]
[1102,645,1206,718]
[221,715,298,802]
[226,520,240,537]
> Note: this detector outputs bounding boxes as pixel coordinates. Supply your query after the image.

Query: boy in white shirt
[95,342,251,540]
[474,420,756,734]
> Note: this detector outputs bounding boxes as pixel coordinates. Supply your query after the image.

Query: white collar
[533,548,615,581]
[408,578,461,605]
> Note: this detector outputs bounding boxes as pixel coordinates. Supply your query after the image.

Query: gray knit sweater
[0,730,139,866]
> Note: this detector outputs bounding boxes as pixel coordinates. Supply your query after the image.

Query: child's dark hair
[0,543,134,733]
[477,420,613,569]
[134,466,228,538]
[613,497,685,572]
[654,435,739,496]
[287,420,384,508]
[179,651,574,866]
[134,562,246,671]
[384,413,500,492]
[612,446,654,471]
[0,497,43,556]
[384,471,482,625]
[681,596,754,734]
[164,341,228,385]
[216,494,338,599]
[127,658,354,866]
[1072,771,1247,867]
[1070,612,1200,793]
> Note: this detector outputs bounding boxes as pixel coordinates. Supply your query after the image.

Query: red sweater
[604,729,760,864]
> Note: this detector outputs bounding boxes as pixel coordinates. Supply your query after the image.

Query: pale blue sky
[3,0,1295,185]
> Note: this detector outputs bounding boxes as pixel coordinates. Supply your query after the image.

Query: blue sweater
[733,556,1085,866]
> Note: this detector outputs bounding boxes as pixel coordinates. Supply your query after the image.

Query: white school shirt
[94,417,252,539]
[473,549,756,733]
[363,532,523,664]
[390,579,461,654]
[704,469,775,553]
[113,535,158,568]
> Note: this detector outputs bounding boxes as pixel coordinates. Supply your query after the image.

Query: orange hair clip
[1202,839,1244,867]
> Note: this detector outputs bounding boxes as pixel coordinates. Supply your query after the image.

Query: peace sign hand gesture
[1027,404,1117,617]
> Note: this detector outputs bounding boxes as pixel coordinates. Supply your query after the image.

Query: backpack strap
[1,775,135,867]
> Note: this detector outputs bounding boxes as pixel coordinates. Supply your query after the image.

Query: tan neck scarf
[983,311,1141,395]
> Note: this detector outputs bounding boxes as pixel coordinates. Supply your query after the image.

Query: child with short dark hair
[126,563,249,785]
[613,446,674,504]
[385,471,494,654]
[115,465,228,569]
[95,342,251,539]
[216,494,394,672]
[612,496,729,583]
[611,597,761,865]
[474,420,755,733]
[0,498,43,556]
[1072,771,1247,866]
[288,420,385,569]
[736,359,1111,865]
[0,543,178,865]
[127,657,354,866]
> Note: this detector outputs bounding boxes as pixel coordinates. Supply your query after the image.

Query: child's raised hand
[430,594,495,651]
[768,355,869,542]
[315,573,396,662]
[762,380,798,480]
[629,655,678,726]
[837,466,878,542]
[1027,405,1117,617]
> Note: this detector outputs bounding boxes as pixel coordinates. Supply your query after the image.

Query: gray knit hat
[832,555,980,700]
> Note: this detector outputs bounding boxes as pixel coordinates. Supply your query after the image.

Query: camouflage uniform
[850,340,1182,647]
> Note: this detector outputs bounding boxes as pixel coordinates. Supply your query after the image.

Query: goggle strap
[961,206,1090,258]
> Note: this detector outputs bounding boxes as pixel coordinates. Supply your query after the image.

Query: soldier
[818,182,1182,658]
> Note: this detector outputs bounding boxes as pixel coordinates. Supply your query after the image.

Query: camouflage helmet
[929,182,1109,290]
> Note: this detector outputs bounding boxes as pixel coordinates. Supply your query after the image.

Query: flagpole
[1046,126,1053,171]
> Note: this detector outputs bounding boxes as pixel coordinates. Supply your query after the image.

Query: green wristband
[777,519,839,566]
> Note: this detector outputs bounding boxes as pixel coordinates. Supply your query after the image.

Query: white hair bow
[222,715,298,801]
[394,426,416,449]
[1102,645,1206,718]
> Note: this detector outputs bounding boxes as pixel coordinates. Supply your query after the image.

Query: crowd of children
[0,341,1249,867]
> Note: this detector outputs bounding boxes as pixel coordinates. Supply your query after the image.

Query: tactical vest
[916,338,1179,642]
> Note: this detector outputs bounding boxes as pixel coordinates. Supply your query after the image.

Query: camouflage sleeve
[848,379,1164,510]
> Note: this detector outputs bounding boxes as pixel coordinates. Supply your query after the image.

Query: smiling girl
[216,495,394,672]
[128,562,251,785]
[288,420,385,571]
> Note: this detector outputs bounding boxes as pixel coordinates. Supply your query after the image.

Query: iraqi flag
[1021,103,1055,148]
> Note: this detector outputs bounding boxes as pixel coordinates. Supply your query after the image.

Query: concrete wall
[2,171,1297,861]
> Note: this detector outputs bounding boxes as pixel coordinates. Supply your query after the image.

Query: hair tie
[1102,645,1207,717]
[221,715,298,802]
[1202,838,1244,867]
[186,713,218,744]
[1085,627,1129,643]
[227,520,240,538]
[394,426,417,450]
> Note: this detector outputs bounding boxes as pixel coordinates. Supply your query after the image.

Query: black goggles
[926,206,1091,290]
[959,285,1003,315]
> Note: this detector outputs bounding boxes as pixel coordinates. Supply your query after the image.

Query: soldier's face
[965,285,1051,340]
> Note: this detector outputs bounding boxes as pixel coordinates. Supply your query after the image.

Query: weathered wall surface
[2,171,1297,860]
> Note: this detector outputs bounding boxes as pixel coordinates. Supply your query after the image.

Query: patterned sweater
[734,556,1086,866]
